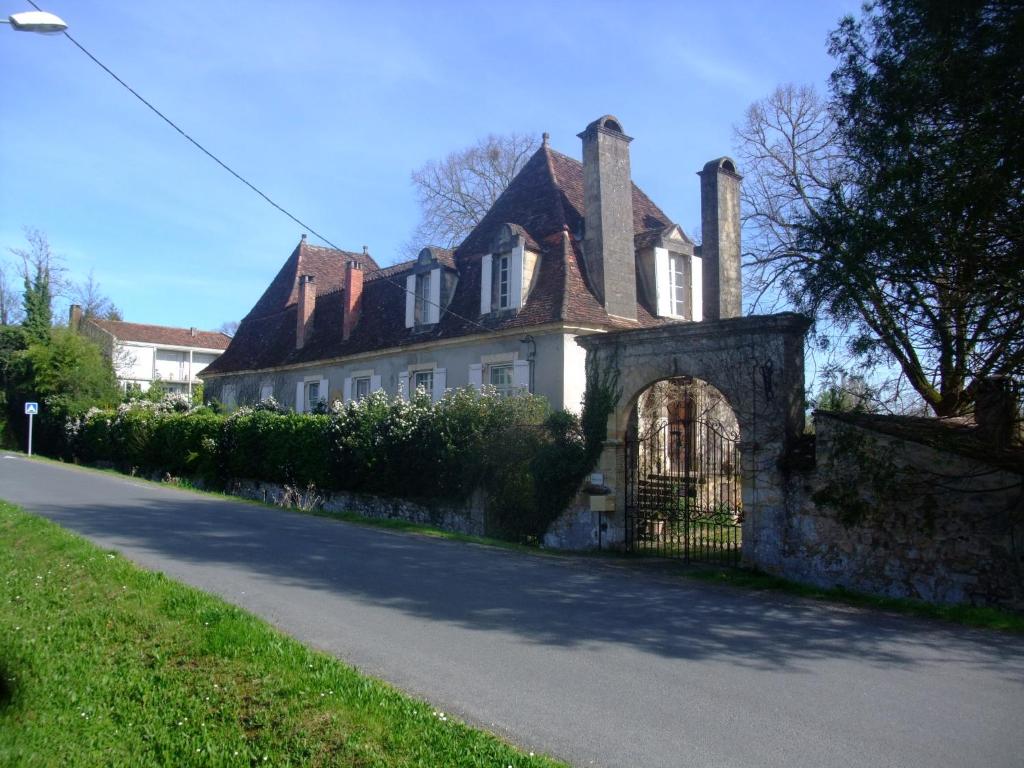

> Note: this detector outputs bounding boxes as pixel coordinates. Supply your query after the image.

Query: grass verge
[0,500,564,767]
[681,565,1024,632]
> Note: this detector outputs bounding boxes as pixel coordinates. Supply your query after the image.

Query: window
[306,380,321,409]
[669,253,686,317]
[260,384,274,402]
[488,364,514,397]
[413,369,434,396]
[414,272,430,325]
[495,254,510,309]
[353,376,371,401]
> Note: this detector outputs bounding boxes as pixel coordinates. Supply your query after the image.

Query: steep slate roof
[205,141,681,376]
[89,319,231,350]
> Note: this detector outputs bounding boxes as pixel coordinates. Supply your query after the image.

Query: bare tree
[732,85,876,408]
[408,133,539,250]
[733,84,851,314]
[72,269,122,321]
[0,263,21,326]
[9,228,70,301]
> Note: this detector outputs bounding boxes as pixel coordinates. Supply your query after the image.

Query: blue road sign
[24,402,39,415]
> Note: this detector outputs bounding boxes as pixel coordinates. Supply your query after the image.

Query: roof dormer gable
[404,247,457,329]
[480,224,541,316]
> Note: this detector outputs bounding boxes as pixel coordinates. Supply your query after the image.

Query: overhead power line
[29,0,497,335]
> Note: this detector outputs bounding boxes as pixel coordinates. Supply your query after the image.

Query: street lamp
[2,10,67,33]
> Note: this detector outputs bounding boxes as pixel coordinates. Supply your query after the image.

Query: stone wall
[227,479,486,537]
[770,413,1024,610]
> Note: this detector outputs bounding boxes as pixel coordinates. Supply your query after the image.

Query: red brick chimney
[343,260,363,341]
[296,274,316,349]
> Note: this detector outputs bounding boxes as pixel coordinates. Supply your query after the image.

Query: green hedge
[65,389,592,542]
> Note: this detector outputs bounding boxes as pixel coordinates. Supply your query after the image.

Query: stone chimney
[698,157,742,320]
[975,376,1019,448]
[343,260,363,341]
[296,274,316,349]
[68,303,83,331]
[578,115,637,321]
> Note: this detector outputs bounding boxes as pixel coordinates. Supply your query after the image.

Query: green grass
[681,566,1024,632]
[0,500,565,767]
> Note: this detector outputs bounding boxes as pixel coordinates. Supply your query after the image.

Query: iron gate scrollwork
[625,411,742,564]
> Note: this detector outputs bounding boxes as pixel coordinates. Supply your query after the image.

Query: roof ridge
[93,317,226,335]
[558,228,573,322]
[542,143,571,233]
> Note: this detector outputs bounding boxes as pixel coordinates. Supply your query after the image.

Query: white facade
[115,341,223,396]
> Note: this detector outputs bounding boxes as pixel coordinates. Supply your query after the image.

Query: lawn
[0,500,564,767]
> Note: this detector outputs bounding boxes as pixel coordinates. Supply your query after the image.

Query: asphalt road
[2,453,1022,767]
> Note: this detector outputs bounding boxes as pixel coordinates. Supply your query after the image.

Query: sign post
[24,402,38,456]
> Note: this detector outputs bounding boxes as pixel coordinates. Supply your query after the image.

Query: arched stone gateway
[626,376,743,563]
[575,313,811,569]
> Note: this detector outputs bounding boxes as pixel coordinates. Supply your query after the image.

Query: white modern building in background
[71,305,231,397]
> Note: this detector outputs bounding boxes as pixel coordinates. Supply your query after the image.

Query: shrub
[64,385,604,543]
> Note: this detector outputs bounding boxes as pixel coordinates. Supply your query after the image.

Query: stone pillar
[699,158,742,320]
[578,115,637,321]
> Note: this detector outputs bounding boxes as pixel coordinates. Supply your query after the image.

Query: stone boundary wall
[227,479,486,537]
[770,413,1023,611]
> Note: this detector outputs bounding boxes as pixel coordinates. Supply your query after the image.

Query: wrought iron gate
[625,413,742,564]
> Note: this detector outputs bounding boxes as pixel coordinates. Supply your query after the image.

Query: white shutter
[295,381,305,413]
[369,374,382,393]
[513,359,530,391]
[468,363,483,390]
[691,255,703,322]
[318,378,329,408]
[428,268,441,324]
[397,372,409,401]
[654,247,672,317]
[432,367,446,401]
[510,244,524,309]
[343,377,353,404]
[404,274,416,328]
[480,254,492,315]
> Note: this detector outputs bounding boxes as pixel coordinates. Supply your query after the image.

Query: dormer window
[480,223,539,316]
[495,253,511,309]
[638,225,702,322]
[668,253,686,317]
[414,272,431,325]
[405,247,455,329]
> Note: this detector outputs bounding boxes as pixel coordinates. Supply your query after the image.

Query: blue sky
[1,0,855,331]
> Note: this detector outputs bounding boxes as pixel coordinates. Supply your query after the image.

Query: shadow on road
[16,482,1024,681]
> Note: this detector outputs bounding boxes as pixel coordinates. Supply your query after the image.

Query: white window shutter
[432,368,446,401]
[398,372,409,401]
[468,363,483,390]
[428,268,441,324]
[319,378,329,407]
[513,359,530,391]
[404,274,416,328]
[343,377,353,404]
[480,254,492,315]
[295,381,305,412]
[369,374,382,393]
[690,255,703,322]
[510,244,525,309]
[654,247,672,317]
